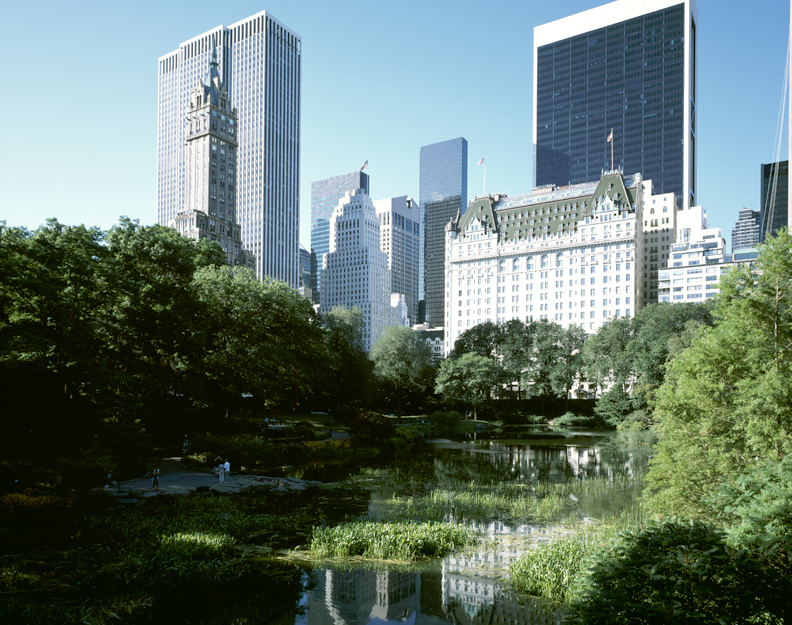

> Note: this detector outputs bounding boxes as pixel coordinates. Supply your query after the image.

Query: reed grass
[310,520,479,561]
[505,503,649,605]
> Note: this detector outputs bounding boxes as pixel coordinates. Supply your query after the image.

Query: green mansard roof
[456,172,639,241]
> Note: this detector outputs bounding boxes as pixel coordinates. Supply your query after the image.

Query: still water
[146,432,647,625]
[292,434,646,625]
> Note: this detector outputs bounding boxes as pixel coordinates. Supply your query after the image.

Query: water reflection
[294,435,645,624]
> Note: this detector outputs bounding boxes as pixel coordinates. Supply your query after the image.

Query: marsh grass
[309,520,479,561]
[505,504,649,605]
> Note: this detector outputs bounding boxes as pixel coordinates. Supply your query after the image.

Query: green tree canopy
[370,326,434,417]
[435,351,508,419]
[645,230,792,519]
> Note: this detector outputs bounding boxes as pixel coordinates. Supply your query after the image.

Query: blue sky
[2,0,789,250]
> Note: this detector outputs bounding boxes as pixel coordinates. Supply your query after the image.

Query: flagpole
[483,163,486,196]
[611,128,614,171]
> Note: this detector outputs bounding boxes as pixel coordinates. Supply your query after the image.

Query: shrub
[566,519,789,624]
[553,412,600,427]
[347,411,396,444]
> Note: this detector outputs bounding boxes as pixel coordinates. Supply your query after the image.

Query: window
[541,254,549,268]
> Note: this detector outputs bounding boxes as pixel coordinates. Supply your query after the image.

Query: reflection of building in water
[460,442,611,481]
[441,521,567,624]
[305,568,419,625]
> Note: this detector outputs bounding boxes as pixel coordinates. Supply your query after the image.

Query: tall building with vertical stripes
[534,0,698,210]
[157,12,301,286]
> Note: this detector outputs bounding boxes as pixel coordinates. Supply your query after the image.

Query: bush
[553,412,601,428]
[347,411,396,444]
[566,519,789,624]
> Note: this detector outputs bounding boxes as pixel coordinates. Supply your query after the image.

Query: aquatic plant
[310,520,479,561]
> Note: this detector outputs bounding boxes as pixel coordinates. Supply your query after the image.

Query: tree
[500,319,536,399]
[319,307,375,413]
[549,324,587,403]
[645,230,792,519]
[582,315,633,393]
[370,326,434,418]
[451,320,503,358]
[193,266,325,415]
[435,352,508,419]
[567,520,788,625]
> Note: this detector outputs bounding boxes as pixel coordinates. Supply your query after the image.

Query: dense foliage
[567,520,788,624]
[0,219,362,485]
[645,230,792,520]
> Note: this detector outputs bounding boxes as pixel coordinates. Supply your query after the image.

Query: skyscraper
[373,196,421,325]
[321,190,393,351]
[311,171,370,302]
[420,138,468,328]
[173,48,254,269]
[731,208,761,253]
[158,12,301,286]
[760,161,789,242]
[534,0,698,209]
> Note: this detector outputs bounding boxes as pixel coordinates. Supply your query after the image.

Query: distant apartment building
[444,170,656,353]
[760,160,789,241]
[640,183,679,305]
[534,0,698,209]
[311,170,370,302]
[298,245,314,301]
[731,208,761,254]
[658,205,758,303]
[373,196,421,325]
[172,48,254,269]
[158,12,300,284]
[420,138,468,327]
[320,190,394,351]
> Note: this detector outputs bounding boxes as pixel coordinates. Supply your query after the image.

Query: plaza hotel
[444,170,677,352]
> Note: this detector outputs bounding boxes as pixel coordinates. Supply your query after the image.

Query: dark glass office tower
[420,137,468,328]
[311,171,370,302]
[760,161,788,242]
[534,0,697,209]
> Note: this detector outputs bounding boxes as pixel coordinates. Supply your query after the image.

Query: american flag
[478,158,485,166]
[360,160,368,171]
[607,129,613,143]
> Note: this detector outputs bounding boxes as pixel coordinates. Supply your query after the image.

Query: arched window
[556,253,563,267]
[526,256,534,270]
[513,258,520,272]
[663,206,668,213]
[650,208,655,215]
[499,260,505,273]
[541,254,549,268]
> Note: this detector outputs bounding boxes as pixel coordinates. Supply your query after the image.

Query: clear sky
[2,0,789,250]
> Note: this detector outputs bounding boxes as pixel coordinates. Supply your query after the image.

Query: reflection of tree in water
[144,565,307,624]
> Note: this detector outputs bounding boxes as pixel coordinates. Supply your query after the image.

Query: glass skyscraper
[534,0,697,209]
[310,171,370,302]
[157,12,301,286]
[760,161,789,242]
[420,137,468,328]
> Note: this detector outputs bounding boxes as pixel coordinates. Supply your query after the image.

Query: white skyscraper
[158,12,301,285]
[373,196,421,325]
[321,190,394,351]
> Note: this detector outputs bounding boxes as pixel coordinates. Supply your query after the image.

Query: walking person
[217,461,226,483]
[223,459,230,479]
[150,464,160,491]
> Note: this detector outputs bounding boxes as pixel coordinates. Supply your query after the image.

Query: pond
[142,431,649,625]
